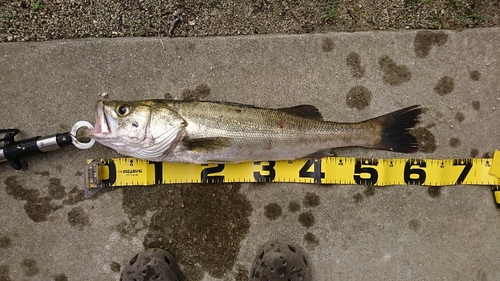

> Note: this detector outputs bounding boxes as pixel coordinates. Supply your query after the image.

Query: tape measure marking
[85,157,500,188]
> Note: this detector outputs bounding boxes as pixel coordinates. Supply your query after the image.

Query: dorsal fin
[277,105,324,121]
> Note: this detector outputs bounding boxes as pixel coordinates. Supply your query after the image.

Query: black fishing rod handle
[0,132,73,170]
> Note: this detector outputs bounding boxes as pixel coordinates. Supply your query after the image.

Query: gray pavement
[1,28,500,280]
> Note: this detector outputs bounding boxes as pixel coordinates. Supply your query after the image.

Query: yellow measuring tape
[85,150,500,207]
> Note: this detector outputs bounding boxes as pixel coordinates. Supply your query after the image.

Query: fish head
[88,100,187,160]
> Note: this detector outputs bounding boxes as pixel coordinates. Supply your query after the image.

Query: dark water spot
[53,273,68,281]
[74,170,83,177]
[62,186,85,206]
[470,149,479,158]
[48,178,66,200]
[0,235,12,248]
[470,70,480,81]
[4,176,87,222]
[304,232,319,245]
[264,203,282,220]
[0,265,11,281]
[164,92,173,99]
[141,184,251,280]
[411,127,437,153]
[321,38,334,52]
[68,207,90,230]
[434,76,454,96]
[482,152,491,158]
[414,31,448,58]
[408,219,421,231]
[363,186,375,197]
[55,165,62,172]
[187,42,196,51]
[110,261,121,273]
[346,52,365,78]
[449,137,461,148]
[303,192,320,208]
[346,86,371,110]
[455,112,465,122]
[234,264,249,281]
[472,101,481,110]
[21,258,39,277]
[182,84,211,101]
[298,211,315,228]
[288,201,301,213]
[427,186,442,198]
[35,171,50,176]
[378,56,412,86]
[353,193,363,203]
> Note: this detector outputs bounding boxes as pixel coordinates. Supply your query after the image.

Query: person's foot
[120,248,184,281]
[249,241,312,281]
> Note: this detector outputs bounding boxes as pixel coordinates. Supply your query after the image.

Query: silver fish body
[87,100,421,163]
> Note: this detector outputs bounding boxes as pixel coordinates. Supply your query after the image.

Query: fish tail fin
[372,105,421,153]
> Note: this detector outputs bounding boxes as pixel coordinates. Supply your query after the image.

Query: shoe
[120,248,184,281]
[250,241,312,281]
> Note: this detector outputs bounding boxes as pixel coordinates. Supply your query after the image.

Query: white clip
[71,121,95,150]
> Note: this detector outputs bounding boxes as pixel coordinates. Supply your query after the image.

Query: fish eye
[116,104,130,116]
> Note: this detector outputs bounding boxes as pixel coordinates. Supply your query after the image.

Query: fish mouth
[89,101,117,136]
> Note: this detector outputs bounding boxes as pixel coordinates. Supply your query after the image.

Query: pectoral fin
[184,137,232,152]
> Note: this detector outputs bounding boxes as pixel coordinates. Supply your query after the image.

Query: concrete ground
[1,28,500,281]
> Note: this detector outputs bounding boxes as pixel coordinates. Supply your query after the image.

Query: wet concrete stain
[449,137,461,148]
[470,148,479,158]
[298,211,315,228]
[363,186,375,197]
[411,127,437,153]
[413,31,448,58]
[302,192,320,208]
[408,219,421,231]
[4,176,85,223]
[0,265,11,280]
[482,152,491,158]
[0,235,12,248]
[136,184,252,280]
[181,84,211,101]
[470,70,480,81]
[187,42,196,51]
[21,258,39,277]
[68,207,90,230]
[455,112,465,123]
[378,56,412,86]
[346,52,365,78]
[472,101,481,110]
[304,232,319,246]
[288,201,301,213]
[427,186,442,198]
[164,92,173,99]
[110,261,121,272]
[346,86,371,110]
[353,193,363,203]
[434,76,454,96]
[264,202,283,220]
[53,273,68,281]
[321,38,334,52]
[234,264,249,281]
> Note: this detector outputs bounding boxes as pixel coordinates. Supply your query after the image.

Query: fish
[85,100,421,163]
